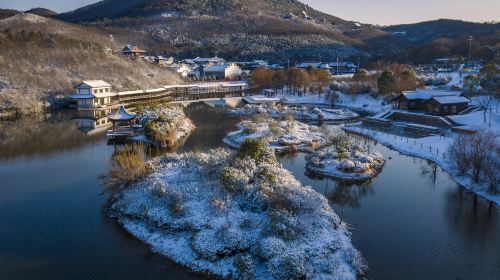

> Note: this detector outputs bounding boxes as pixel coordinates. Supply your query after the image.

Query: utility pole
[336,57,339,75]
[467,35,473,67]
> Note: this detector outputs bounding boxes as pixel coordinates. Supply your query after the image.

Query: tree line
[250,67,331,95]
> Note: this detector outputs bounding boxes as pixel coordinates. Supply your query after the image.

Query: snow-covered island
[109,140,364,279]
[228,103,359,122]
[135,105,196,148]
[306,144,385,181]
[223,117,326,153]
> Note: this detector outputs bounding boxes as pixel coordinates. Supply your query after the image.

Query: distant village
[119,44,359,81]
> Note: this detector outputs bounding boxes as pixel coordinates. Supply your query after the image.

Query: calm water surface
[0,104,498,280]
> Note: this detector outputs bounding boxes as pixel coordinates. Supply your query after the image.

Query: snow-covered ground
[336,92,390,114]
[277,93,330,105]
[228,103,359,122]
[344,125,500,205]
[110,149,364,279]
[223,118,326,153]
[135,106,196,146]
[306,144,385,181]
[449,110,500,134]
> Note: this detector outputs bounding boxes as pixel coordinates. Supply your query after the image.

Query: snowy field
[335,92,390,114]
[449,110,500,134]
[110,149,364,279]
[223,118,326,153]
[228,104,359,122]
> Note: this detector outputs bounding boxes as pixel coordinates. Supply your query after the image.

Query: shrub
[268,120,282,136]
[167,191,185,216]
[251,112,269,123]
[328,130,351,152]
[285,112,295,125]
[337,151,350,161]
[220,167,250,192]
[233,254,254,280]
[269,253,307,280]
[211,196,230,213]
[110,143,147,182]
[243,123,258,134]
[268,209,302,241]
[144,120,155,136]
[237,138,276,164]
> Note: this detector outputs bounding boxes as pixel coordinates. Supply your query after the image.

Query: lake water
[0,104,498,280]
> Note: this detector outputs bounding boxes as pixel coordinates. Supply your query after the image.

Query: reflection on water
[180,102,242,152]
[281,143,500,280]
[0,105,499,280]
[0,112,104,160]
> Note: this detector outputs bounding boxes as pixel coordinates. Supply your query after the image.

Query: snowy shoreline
[109,148,364,279]
[344,125,500,205]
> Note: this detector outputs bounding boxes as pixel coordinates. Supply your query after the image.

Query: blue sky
[1,0,499,25]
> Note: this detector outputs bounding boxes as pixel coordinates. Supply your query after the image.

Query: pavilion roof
[108,105,136,121]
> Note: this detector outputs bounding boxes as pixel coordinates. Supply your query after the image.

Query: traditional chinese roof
[108,105,136,121]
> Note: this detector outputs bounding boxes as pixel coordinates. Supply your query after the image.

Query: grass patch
[110,143,147,183]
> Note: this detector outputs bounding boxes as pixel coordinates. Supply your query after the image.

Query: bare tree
[483,144,500,193]
[449,134,471,175]
[450,130,498,184]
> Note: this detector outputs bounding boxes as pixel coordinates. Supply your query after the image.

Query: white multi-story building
[204,63,242,79]
[69,80,116,108]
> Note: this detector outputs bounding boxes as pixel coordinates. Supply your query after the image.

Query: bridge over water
[73,81,249,110]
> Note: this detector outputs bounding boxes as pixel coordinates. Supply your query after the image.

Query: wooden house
[329,62,357,74]
[424,96,470,115]
[121,45,147,56]
[391,89,469,115]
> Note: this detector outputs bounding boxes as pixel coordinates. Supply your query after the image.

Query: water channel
[0,103,498,280]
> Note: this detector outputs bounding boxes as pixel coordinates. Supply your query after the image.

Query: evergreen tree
[377,70,396,95]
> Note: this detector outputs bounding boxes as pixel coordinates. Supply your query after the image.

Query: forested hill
[56,0,499,64]
[56,0,385,63]
[375,19,500,63]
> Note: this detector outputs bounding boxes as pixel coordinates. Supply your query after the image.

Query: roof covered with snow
[399,89,463,100]
[76,80,111,88]
[297,62,322,68]
[429,96,470,104]
[329,62,356,67]
[193,57,225,63]
[205,64,231,72]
